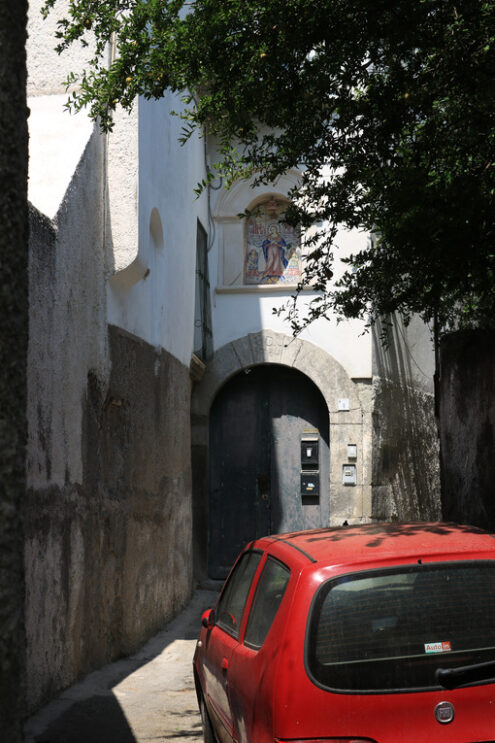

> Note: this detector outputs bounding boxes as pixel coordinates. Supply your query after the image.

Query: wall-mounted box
[347,444,357,459]
[301,440,319,468]
[342,464,357,486]
[301,472,319,497]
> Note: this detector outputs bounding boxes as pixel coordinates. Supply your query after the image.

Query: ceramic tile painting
[244,198,302,285]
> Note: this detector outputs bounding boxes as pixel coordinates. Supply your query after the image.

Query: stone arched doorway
[208,364,330,578]
[191,330,365,580]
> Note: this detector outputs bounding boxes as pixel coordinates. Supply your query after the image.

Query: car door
[202,551,262,743]
[227,556,291,743]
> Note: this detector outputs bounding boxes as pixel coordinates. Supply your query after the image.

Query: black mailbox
[301,439,319,468]
[301,472,319,497]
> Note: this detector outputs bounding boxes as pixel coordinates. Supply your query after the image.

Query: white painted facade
[106,95,209,366]
[26,3,210,709]
[27,0,437,515]
[25,1,439,710]
[207,169,373,379]
[27,0,433,388]
[28,0,208,372]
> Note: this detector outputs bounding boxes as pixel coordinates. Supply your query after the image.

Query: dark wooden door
[208,365,329,579]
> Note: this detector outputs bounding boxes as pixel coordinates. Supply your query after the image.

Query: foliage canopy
[43,0,495,332]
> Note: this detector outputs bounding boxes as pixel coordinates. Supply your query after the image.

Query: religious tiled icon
[244,199,302,285]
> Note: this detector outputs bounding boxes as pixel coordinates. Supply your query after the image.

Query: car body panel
[202,624,238,743]
[195,523,495,743]
[228,565,299,743]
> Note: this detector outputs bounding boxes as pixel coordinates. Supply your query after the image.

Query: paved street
[25,589,219,743]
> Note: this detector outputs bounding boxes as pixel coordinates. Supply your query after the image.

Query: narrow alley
[25,589,219,743]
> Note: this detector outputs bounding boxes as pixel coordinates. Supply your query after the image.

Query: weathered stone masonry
[25,324,193,710]
[440,329,495,529]
[26,132,194,711]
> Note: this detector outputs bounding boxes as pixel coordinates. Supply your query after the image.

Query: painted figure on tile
[262,224,288,280]
[245,248,260,280]
[244,198,302,285]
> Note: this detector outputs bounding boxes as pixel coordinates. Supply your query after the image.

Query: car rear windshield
[306,562,495,692]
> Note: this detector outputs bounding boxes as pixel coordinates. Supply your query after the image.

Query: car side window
[215,551,262,638]
[244,557,290,650]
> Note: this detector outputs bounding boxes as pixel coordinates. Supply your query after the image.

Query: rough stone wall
[0,2,28,740]
[28,130,107,490]
[439,330,495,529]
[26,127,107,709]
[371,378,441,520]
[27,128,194,709]
[27,0,96,96]
[103,327,193,643]
[26,326,193,709]
[371,317,441,521]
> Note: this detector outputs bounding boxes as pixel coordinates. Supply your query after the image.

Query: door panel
[269,366,330,533]
[209,365,329,579]
[209,372,270,578]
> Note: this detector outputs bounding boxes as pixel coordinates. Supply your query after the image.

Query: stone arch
[193,329,361,422]
[191,329,366,580]
[213,170,301,219]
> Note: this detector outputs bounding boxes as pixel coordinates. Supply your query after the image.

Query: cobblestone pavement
[25,589,219,743]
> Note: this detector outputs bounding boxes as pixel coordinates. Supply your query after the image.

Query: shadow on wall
[371,316,441,521]
[25,324,194,713]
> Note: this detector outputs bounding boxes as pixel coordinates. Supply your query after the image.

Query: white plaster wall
[208,170,373,379]
[211,292,372,380]
[106,106,140,274]
[28,95,95,220]
[28,0,140,276]
[28,130,108,489]
[107,94,209,368]
[206,154,434,384]
[27,0,96,96]
[27,0,110,490]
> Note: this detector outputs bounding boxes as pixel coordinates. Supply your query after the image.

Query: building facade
[26,0,440,712]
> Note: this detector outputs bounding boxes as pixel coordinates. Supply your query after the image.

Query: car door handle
[221,657,229,671]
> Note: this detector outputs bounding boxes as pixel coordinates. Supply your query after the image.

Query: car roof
[262,522,495,567]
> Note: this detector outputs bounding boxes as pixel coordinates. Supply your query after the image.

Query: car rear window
[306,562,495,692]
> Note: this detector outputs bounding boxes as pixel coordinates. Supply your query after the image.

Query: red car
[193,522,495,742]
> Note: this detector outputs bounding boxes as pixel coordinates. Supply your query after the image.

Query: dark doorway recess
[208,364,330,579]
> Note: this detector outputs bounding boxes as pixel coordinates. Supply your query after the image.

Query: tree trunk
[0,0,28,740]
